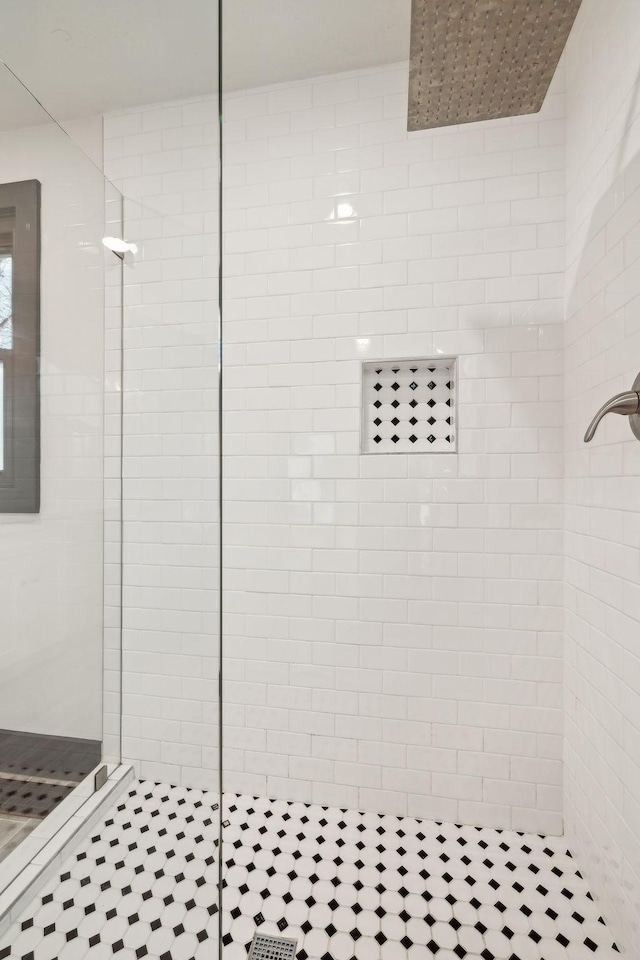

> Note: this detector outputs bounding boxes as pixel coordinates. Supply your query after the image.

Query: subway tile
[107,59,568,851]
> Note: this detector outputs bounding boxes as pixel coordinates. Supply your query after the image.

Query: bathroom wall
[220,63,565,832]
[103,99,221,791]
[563,0,640,950]
[0,117,106,740]
[107,65,566,832]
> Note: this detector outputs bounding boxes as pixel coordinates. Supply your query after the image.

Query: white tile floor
[0,779,619,959]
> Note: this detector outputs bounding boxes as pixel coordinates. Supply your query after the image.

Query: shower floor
[0,779,619,959]
[0,815,40,865]
[0,731,101,785]
[0,730,102,824]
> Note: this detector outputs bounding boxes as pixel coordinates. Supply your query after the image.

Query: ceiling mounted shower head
[407,0,583,131]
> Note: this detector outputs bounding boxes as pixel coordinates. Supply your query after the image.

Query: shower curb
[0,763,134,938]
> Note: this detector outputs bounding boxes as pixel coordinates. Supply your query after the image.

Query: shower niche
[361,357,457,454]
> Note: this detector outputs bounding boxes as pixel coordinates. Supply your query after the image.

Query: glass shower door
[0,60,123,872]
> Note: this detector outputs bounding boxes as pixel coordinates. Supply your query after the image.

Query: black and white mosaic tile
[0,731,101,785]
[0,731,102,822]
[0,778,75,821]
[0,781,220,960]
[0,780,619,959]
[362,359,456,454]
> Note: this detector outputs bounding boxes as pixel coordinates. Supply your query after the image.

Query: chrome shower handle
[584,389,640,442]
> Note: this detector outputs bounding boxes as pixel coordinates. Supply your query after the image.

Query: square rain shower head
[408,0,583,131]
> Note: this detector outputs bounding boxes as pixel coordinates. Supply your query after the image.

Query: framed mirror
[0,179,40,513]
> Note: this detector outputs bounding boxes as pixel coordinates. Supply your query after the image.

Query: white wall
[220,63,566,832]
[107,64,566,833]
[0,117,106,741]
[103,98,221,791]
[564,0,640,952]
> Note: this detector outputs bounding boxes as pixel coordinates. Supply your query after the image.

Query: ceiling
[0,67,56,132]
[0,0,410,129]
[223,0,410,92]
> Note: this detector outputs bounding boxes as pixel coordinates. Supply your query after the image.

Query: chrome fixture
[584,373,640,442]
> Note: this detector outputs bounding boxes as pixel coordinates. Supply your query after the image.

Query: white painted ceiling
[0,0,410,128]
[223,0,411,92]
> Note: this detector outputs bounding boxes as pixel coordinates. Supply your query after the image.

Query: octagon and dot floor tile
[0,779,621,960]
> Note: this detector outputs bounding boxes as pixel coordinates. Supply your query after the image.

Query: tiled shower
[0,0,639,958]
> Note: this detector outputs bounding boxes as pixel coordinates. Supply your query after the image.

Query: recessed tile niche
[361,358,456,454]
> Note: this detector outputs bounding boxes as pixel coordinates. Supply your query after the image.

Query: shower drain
[248,932,298,960]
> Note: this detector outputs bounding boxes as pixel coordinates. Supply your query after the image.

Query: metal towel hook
[584,372,640,442]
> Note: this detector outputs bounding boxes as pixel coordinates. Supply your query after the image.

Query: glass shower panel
[101,7,222,937]
[0,3,223,803]
[0,61,122,870]
[118,177,221,792]
[0,0,222,817]
[103,181,125,770]
[0,0,222,943]
[0,212,13,473]
[218,5,413,956]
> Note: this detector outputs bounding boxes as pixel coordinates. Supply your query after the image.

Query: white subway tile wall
[105,62,565,834]
[223,62,566,833]
[564,0,640,951]
[104,97,221,792]
[220,63,565,832]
